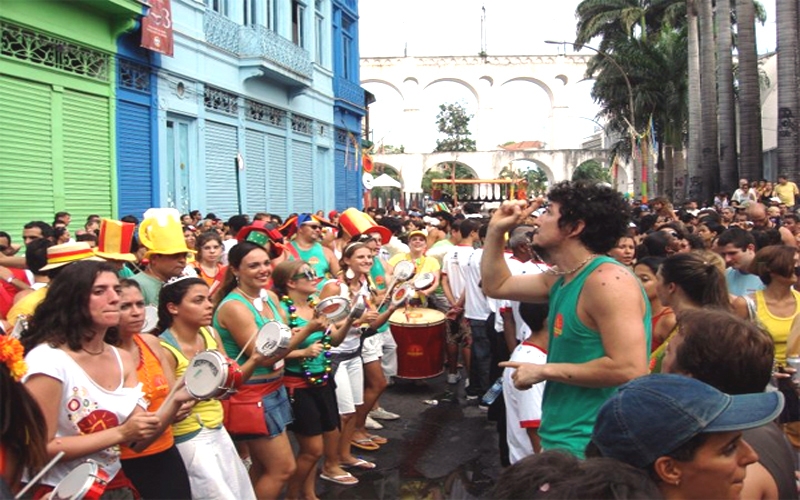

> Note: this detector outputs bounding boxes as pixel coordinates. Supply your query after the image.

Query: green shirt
[540,256,651,457]
[278,305,327,375]
[289,241,330,279]
[130,271,163,306]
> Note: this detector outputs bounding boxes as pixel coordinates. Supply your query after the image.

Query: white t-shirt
[503,341,547,464]
[463,248,491,320]
[507,259,548,342]
[441,245,474,303]
[23,344,145,486]
[221,238,238,266]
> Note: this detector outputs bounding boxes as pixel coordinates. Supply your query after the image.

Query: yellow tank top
[159,327,224,440]
[755,289,800,365]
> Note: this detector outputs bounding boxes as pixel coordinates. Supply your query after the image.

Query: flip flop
[342,458,377,470]
[350,438,380,451]
[320,472,359,486]
[367,434,388,445]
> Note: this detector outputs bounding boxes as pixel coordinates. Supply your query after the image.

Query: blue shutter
[267,134,288,217]
[334,148,347,210]
[205,121,239,218]
[245,129,267,213]
[291,140,314,213]
[117,100,152,219]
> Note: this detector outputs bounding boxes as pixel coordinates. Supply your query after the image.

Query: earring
[345,268,355,280]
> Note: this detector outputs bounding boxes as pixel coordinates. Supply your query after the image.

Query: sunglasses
[305,224,322,230]
[292,269,318,281]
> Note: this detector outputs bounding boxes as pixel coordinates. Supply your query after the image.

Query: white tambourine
[362,172,374,190]
[391,285,413,307]
[184,350,242,400]
[393,260,416,282]
[349,295,367,320]
[255,321,293,357]
[51,461,109,500]
[142,305,158,333]
[411,272,435,291]
[315,296,351,322]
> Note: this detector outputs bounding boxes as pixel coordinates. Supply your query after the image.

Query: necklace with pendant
[238,287,267,313]
[547,254,597,276]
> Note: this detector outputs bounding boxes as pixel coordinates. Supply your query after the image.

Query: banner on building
[141,0,174,57]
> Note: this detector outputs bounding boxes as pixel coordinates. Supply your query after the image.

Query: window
[207,0,229,16]
[243,0,257,25]
[292,0,306,47]
[342,16,353,79]
[314,1,324,63]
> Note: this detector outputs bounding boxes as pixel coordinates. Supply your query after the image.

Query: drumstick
[14,451,65,499]
[234,327,262,364]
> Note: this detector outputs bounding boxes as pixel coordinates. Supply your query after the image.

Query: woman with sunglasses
[213,241,325,499]
[320,243,397,475]
[273,260,358,494]
[747,245,800,367]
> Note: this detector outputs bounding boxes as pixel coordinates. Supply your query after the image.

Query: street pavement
[315,374,504,499]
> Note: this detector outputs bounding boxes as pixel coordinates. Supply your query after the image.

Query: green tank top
[213,291,283,378]
[370,258,390,333]
[289,241,330,279]
[540,256,651,458]
[278,303,327,375]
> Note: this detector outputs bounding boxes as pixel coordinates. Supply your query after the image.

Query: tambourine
[184,350,242,400]
[315,296,351,322]
[255,321,292,357]
[411,272,435,291]
[51,461,109,500]
[141,305,158,333]
[391,285,413,307]
[392,260,416,282]
[9,315,28,339]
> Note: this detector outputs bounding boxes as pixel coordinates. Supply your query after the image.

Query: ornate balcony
[334,76,365,110]
[204,10,313,88]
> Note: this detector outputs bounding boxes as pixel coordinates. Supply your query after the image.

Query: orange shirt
[119,335,173,459]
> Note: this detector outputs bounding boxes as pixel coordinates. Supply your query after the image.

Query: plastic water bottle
[481,377,504,406]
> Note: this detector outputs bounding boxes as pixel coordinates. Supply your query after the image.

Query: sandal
[350,438,380,451]
[341,458,377,470]
[320,472,359,486]
[367,434,388,445]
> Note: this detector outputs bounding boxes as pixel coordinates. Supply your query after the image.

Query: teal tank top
[540,256,651,458]
[213,291,283,378]
[370,258,390,333]
[278,303,327,375]
[289,241,330,279]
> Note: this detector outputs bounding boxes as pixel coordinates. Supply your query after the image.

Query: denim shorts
[261,385,293,438]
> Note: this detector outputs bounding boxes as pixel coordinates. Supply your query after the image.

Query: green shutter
[62,89,112,220]
[0,75,55,240]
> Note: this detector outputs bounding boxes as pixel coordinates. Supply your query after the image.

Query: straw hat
[139,208,196,259]
[94,218,136,262]
[40,242,104,271]
[338,208,392,245]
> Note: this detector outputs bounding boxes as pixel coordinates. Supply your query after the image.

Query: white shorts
[333,355,364,414]
[175,426,256,500]
[361,334,384,364]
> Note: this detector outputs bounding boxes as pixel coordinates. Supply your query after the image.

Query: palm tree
[685,0,701,203]
[696,0,719,202]
[716,0,738,194]
[735,0,763,181]
[776,0,799,179]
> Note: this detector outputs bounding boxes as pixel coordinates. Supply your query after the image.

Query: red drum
[51,462,109,500]
[389,308,446,379]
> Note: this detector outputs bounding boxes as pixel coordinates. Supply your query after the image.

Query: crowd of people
[1,175,800,499]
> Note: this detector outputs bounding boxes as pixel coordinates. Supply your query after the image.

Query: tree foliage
[433,103,477,153]
[572,160,612,183]
[422,163,476,199]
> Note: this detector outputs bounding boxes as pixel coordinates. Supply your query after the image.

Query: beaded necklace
[282,294,332,385]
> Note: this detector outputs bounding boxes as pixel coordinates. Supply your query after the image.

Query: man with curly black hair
[482,180,651,458]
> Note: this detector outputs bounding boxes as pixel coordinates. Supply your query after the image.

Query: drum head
[142,305,158,333]
[316,296,350,322]
[390,307,446,326]
[255,322,292,357]
[185,351,227,399]
[52,462,98,499]
[412,272,435,291]
[393,260,415,282]
[391,285,412,307]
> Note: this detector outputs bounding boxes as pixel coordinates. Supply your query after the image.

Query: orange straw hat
[40,242,104,271]
[94,218,137,262]
[338,208,392,245]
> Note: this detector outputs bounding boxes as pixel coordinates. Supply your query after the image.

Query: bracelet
[5,276,13,284]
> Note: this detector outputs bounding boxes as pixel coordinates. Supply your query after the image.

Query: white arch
[423,78,480,107]
[499,76,555,108]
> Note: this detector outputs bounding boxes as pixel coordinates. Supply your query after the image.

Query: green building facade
[0,0,142,238]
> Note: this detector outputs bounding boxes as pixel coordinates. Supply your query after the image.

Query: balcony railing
[204,10,313,81]
[334,76,365,108]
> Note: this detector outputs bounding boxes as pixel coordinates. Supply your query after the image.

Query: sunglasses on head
[292,268,318,281]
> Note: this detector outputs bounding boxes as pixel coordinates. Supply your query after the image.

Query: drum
[315,296,350,322]
[389,308,446,379]
[393,260,416,282]
[184,350,242,400]
[51,462,109,500]
[411,272,435,291]
[349,295,367,319]
[255,321,292,357]
[391,285,413,307]
[141,305,158,333]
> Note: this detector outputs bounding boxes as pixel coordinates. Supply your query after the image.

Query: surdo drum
[389,308,446,379]
[184,350,242,400]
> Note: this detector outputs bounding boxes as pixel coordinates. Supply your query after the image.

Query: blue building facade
[331,0,365,211]
[153,0,337,220]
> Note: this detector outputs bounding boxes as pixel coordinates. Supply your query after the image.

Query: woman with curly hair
[21,261,161,499]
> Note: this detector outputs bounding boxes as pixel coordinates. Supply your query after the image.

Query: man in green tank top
[482,181,651,458]
[287,214,339,279]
